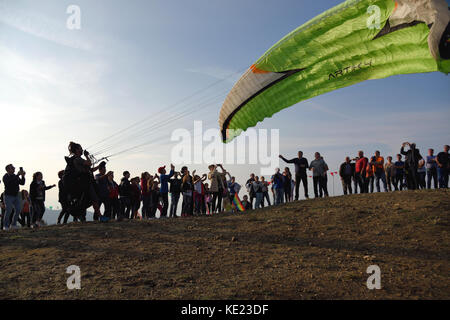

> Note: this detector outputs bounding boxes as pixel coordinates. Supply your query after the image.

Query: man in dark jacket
[119,171,131,220]
[2,164,26,230]
[279,151,309,200]
[400,142,423,190]
[339,157,354,195]
[436,145,449,188]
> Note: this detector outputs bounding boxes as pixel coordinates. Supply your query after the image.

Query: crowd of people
[1,142,448,231]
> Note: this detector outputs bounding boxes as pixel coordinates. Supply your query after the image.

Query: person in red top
[354,151,369,193]
[105,171,120,220]
[18,190,31,228]
[371,151,388,192]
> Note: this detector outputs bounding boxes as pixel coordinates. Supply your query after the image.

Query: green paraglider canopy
[219,0,450,142]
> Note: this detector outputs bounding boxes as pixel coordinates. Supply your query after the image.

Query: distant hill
[41,208,94,226]
[0,189,449,299]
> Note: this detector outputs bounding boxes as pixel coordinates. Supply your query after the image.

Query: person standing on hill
[29,172,56,227]
[279,151,309,200]
[119,171,132,220]
[309,152,329,198]
[354,151,368,193]
[57,170,71,224]
[271,168,284,205]
[193,172,207,215]
[339,157,354,195]
[168,172,182,218]
[95,162,109,219]
[2,164,26,230]
[366,156,375,193]
[130,177,142,219]
[371,151,387,192]
[140,172,151,219]
[252,176,264,209]
[436,145,449,188]
[283,167,293,202]
[105,171,120,220]
[400,142,423,190]
[181,167,194,217]
[260,176,271,207]
[245,173,256,209]
[426,149,438,189]
[394,154,405,191]
[417,159,427,189]
[159,164,175,218]
[384,156,395,192]
[18,190,31,228]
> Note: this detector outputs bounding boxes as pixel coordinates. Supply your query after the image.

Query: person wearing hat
[158,164,175,218]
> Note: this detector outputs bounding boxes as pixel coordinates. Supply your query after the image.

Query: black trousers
[394,173,404,190]
[120,197,131,219]
[427,168,438,189]
[57,201,71,224]
[341,176,352,195]
[313,176,328,198]
[405,167,419,190]
[212,191,223,213]
[295,174,308,199]
[161,193,169,217]
[18,211,31,228]
[31,200,45,223]
[356,173,367,193]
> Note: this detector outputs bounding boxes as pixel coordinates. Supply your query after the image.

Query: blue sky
[1,0,449,208]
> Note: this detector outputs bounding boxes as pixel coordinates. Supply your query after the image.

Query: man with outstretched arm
[279,151,309,200]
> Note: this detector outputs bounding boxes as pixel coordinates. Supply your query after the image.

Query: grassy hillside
[0,189,449,300]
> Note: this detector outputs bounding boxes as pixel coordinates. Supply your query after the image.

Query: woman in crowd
[181,168,193,217]
[253,176,264,209]
[168,172,182,218]
[260,176,271,208]
[105,171,120,220]
[208,164,225,214]
[140,172,151,219]
[130,177,141,219]
[384,156,395,192]
[57,170,72,224]
[283,167,292,203]
[29,172,56,227]
[193,172,207,215]
[18,190,31,228]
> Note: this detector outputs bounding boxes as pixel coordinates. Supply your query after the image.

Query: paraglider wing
[219,0,450,142]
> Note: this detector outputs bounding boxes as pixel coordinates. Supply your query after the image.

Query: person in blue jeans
[271,168,284,205]
[2,164,26,230]
[436,145,449,188]
[426,148,438,189]
[394,154,405,191]
[371,151,388,192]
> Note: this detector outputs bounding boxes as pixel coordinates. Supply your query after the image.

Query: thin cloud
[0,2,92,51]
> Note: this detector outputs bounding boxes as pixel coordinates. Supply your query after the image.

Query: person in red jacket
[354,151,369,193]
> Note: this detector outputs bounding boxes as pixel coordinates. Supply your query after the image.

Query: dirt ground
[0,189,449,300]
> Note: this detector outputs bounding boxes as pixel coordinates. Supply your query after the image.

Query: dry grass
[0,189,449,300]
